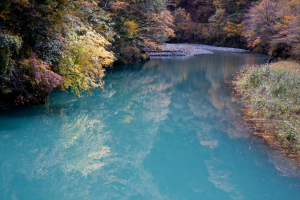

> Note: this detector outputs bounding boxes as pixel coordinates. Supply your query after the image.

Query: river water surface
[1,53,300,200]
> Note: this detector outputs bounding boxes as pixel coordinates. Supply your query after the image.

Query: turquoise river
[1,53,300,200]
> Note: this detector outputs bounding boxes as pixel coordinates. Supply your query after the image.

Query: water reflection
[1,53,300,200]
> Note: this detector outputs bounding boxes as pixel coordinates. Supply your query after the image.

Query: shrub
[235,61,300,149]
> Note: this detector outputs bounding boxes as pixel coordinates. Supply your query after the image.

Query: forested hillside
[171,0,300,60]
[243,0,300,60]
[170,0,258,47]
[0,0,174,107]
[1,0,300,108]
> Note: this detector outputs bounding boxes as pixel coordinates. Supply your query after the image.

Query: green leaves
[0,34,22,76]
[0,34,22,51]
[234,62,300,147]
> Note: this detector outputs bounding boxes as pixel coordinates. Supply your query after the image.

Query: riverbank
[147,43,249,57]
[232,61,300,163]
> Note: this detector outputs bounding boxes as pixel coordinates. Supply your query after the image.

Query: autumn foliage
[23,54,64,96]
[171,0,300,59]
[243,0,300,60]
[1,0,300,108]
[170,0,255,47]
[0,0,175,107]
[106,0,175,64]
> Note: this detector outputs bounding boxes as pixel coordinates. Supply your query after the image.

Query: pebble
[147,43,249,57]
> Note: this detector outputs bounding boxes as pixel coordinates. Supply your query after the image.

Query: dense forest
[0,0,174,107]
[172,0,300,60]
[170,0,256,47]
[1,0,300,108]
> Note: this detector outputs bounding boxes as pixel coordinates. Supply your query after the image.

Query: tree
[243,0,282,53]
[208,8,227,30]
[173,8,194,41]
[243,0,300,59]
[0,0,116,106]
[106,0,175,63]
[170,0,255,47]
[223,22,243,38]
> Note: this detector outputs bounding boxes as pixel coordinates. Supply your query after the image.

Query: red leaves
[10,0,41,18]
[26,10,41,18]
[25,54,64,94]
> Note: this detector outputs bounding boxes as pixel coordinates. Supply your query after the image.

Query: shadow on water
[1,52,300,200]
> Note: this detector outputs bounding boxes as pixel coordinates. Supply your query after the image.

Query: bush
[235,62,300,149]
[119,47,147,64]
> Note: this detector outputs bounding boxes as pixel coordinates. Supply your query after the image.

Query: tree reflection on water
[2,53,299,200]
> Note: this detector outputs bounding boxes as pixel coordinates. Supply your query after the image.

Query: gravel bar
[147,43,249,57]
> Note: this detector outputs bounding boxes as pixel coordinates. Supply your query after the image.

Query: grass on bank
[234,61,300,152]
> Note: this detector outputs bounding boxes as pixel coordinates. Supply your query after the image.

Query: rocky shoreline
[147,43,249,57]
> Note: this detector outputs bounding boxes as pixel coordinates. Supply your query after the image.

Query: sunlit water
[1,53,300,200]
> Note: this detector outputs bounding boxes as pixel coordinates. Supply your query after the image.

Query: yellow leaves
[59,27,115,96]
[124,20,139,37]
[223,22,243,37]
[146,10,175,39]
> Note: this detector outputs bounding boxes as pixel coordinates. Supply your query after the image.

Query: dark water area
[1,53,300,200]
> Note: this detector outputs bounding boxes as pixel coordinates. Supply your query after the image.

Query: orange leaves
[111,1,129,10]
[213,0,226,8]
[143,38,158,49]
[243,0,283,51]
[142,10,175,45]
[248,0,280,24]
[173,8,194,41]
[80,0,98,9]
[243,0,300,57]
[252,37,261,48]
[284,15,294,20]
[153,10,176,38]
